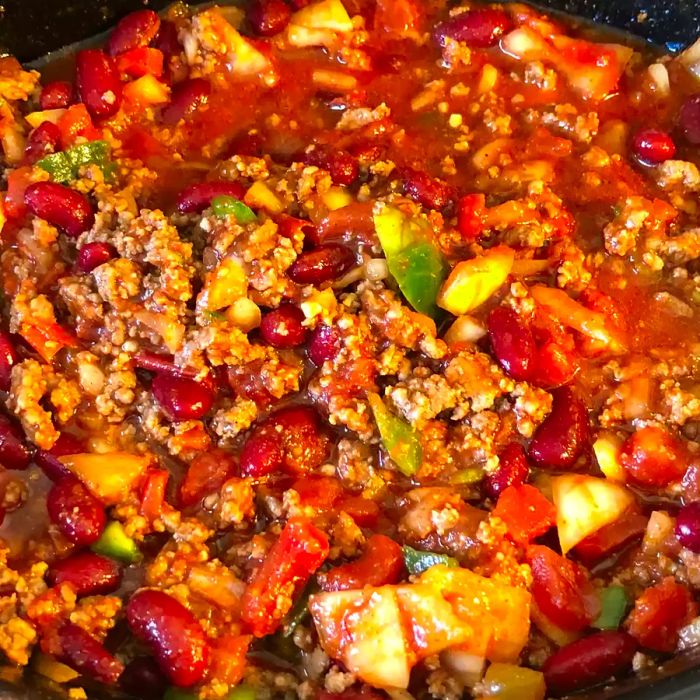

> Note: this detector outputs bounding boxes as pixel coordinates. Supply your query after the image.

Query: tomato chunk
[619,426,688,488]
[492,484,556,543]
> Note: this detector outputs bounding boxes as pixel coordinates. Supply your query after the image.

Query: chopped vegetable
[367,392,422,476]
[204,257,248,311]
[402,544,458,575]
[593,586,629,630]
[288,0,353,48]
[37,140,114,184]
[481,662,546,700]
[211,195,257,223]
[593,432,625,481]
[91,521,141,563]
[492,484,556,543]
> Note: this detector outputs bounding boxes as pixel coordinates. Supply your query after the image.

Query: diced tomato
[318,534,405,591]
[207,634,251,686]
[21,322,78,363]
[167,423,211,454]
[116,48,164,78]
[493,484,556,543]
[292,476,343,511]
[573,512,648,566]
[337,496,381,528]
[57,104,100,149]
[457,193,486,240]
[140,469,169,521]
[4,166,33,221]
[178,449,237,508]
[619,426,688,488]
[625,577,698,653]
[241,517,329,637]
[527,545,600,632]
[374,0,423,35]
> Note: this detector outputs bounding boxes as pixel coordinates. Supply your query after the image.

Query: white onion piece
[648,63,670,97]
[441,648,486,686]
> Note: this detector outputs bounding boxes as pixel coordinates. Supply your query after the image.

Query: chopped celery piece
[593,586,629,630]
[367,392,422,476]
[211,195,257,223]
[402,545,458,575]
[91,521,141,564]
[37,140,114,184]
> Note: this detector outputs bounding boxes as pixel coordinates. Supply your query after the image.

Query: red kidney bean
[402,167,455,211]
[288,243,356,285]
[260,305,308,348]
[35,432,84,482]
[152,20,181,65]
[175,179,246,214]
[49,552,122,596]
[632,129,676,165]
[308,324,341,365]
[485,442,529,499]
[0,332,18,392]
[76,49,122,119]
[0,415,32,470]
[434,8,512,48]
[106,10,161,57]
[152,373,215,421]
[528,386,588,469]
[77,241,116,273]
[39,80,75,110]
[305,146,359,186]
[55,621,124,684]
[543,631,637,696]
[24,121,61,165]
[488,306,537,381]
[133,351,199,380]
[248,0,292,36]
[127,589,210,687]
[47,478,106,546]
[619,425,687,488]
[675,502,700,553]
[120,656,168,699]
[679,94,700,145]
[161,78,211,125]
[239,433,283,478]
[24,182,95,238]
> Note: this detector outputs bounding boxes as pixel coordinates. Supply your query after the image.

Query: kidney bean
[49,552,122,596]
[308,324,341,365]
[161,78,211,125]
[55,622,124,684]
[632,129,675,164]
[76,49,122,119]
[318,534,405,591]
[434,8,512,48]
[127,589,210,687]
[0,331,18,392]
[619,425,687,488]
[488,306,537,381]
[24,182,95,238]
[484,442,529,499]
[39,80,75,110]
[528,386,588,469]
[152,20,182,65]
[288,243,356,285]
[24,121,61,164]
[47,477,106,546]
[133,351,199,380]
[543,631,637,696]
[34,433,84,482]
[175,179,246,213]
[106,10,161,57]
[239,433,283,478]
[0,415,32,470]
[152,373,215,421]
[77,241,116,273]
[120,656,168,699]
[675,502,700,553]
[260,305,308,348]
[248,0,292,36]
[402,167,455,211]
[679,94,700,145]
[305,146,359,186]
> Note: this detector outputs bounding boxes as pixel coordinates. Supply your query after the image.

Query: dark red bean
[679,94,700,145]
[485,442,529,499]
[49,552,122,596]
[632,129,676,164]
[39,80,75,110]
[248,0,292,36]
[126,589,210,687]
[76,49,122,119]
[77,242,116,273]
[434,8,512,48]
[35,433,84,482]
[0,331,18,392]
[152,20,181,64]
[260,305,308,348]
[239,433,283,478]
[402,167,455,211]
[176,179,246,214]
[106,10,161,57]
[528,386,588,469]
[488,306,536,381]
[0,415,32,470]
[120,656,168,699]
[24,182,95,238]
[543,631,637,696]
[152,374,215,421]
[305,147,359,186]
[55,621,124,684]
[288,244,356,285]
[133,351,200,381]
[308,324,341,365]
[161,78,211,125]
[676,502,700,553]
[47,478,106,546]
[24,121,61,165]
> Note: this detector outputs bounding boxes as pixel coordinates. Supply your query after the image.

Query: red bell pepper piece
[492,484,556,543]
[21,322,78,362]
[116,47,164,78]
[241,517,329,637]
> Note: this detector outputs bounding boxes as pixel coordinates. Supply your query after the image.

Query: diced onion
[648,63,670,97]
[365,258,388,281]
[679,37,700,80]
[312,69,358,92]
[441,649,485,686]
[444,315,487,345]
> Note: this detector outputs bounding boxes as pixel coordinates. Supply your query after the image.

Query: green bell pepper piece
[211,195,257,224]
[91,521,141,564]
[402,545,458,575]
[373,204,448,319]
[37,140,114,184]
[368,392,422,476]
[164,685,255,700]
[593,586,629,630]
